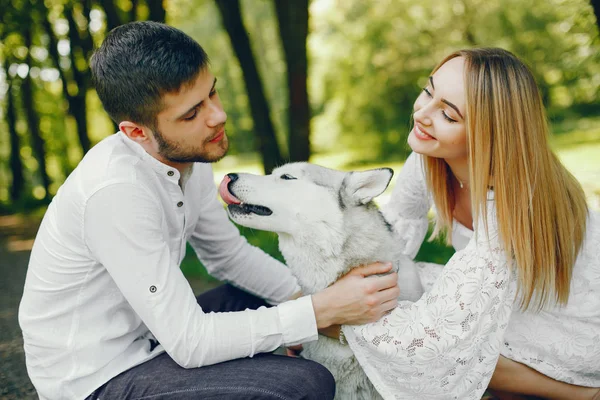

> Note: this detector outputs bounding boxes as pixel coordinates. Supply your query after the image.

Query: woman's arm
[343,203,515,400]
[381,151,432,259]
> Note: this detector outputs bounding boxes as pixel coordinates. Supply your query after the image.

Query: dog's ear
[341,168,394,205]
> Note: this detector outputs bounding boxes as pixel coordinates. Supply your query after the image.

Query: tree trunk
[147,0,166,22]
[214,0,284,173]
[3,72,25,202]
[22,27,51,201]
[274,0,311,162]
[98,0,123,32]
[461,0,477,46]
[64,4,92,153]
[41,13,78,174]
[130,0,139,21]
[591,0,600,31]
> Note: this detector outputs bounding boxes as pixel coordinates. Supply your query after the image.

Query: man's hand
[311,262,399,329]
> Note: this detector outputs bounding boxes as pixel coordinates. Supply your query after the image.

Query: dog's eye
[280,174,297,180]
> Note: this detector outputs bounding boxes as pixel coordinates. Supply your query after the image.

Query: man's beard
[152,127,228,164]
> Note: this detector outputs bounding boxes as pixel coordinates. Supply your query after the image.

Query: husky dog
[219,163,424,400]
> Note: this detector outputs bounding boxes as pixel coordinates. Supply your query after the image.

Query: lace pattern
[346,152,600,399]
[345,206,516,399]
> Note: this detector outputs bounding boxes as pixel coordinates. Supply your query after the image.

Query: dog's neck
[277,207,397,294]
[278,226,347,294]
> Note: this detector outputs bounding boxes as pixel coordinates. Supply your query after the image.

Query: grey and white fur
[221,162,424,400]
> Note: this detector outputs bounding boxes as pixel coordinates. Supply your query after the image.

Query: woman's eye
[423,87,432,97]
[442,111,457,123]
[280,174,297,180]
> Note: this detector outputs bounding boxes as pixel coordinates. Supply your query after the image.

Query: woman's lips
[413,125,435,140]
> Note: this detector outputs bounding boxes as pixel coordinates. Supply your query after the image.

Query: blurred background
[0,0,599,398]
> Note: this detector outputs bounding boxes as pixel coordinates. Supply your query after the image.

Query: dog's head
[219,162,394,237]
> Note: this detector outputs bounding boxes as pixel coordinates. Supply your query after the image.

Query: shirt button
[149,285,157,293]
[177,201,184,207]
[167,171,174,177]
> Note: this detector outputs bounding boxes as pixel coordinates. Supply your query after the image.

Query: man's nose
[207,102,227,127]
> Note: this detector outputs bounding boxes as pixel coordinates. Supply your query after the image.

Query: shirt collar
[116,131,183,183]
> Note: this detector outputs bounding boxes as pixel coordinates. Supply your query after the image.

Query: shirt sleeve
[84,183,317,369]
[381,152,432,260]
[343,205,516,400]
[187,166,301,305]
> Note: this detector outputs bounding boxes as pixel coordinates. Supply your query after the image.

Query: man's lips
[218,175,241,205]
[209,128,225,143]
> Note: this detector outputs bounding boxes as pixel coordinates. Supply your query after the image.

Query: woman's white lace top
[343,152,600,399]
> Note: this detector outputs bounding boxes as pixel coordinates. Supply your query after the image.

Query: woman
[342,48,600,399]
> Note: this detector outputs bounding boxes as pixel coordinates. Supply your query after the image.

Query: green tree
[214,0,313,169]
[275,0,311,162]
[591,0,600,30]
[214,0,285,173]
[21,14,51,202]
[0,0,167,206]
[1,56,25,202]
[309,0,600,164]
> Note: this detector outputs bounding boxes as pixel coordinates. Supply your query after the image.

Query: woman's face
[408,57,468,162]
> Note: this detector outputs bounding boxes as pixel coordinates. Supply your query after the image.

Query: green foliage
[1,0,599,207]
[167,0,289,157]
[180,224,283,281]
[180,218,454,282]
[309,0,600,162]
[414,229,455,265]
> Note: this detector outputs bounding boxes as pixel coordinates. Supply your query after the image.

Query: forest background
[1,0,599,203]
[0,0,600,298]
[0,1,599,397]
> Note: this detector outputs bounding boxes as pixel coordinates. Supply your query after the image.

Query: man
[18,21,399,400]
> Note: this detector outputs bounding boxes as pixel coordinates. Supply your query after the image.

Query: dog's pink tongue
[219,176,241,205]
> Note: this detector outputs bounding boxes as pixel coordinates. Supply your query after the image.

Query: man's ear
[341,168,394,205]
[119,121,150,143]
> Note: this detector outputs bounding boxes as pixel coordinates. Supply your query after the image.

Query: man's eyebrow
[430,76,463,119]
[175,78,218,120]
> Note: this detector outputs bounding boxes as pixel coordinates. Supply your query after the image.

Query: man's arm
[85,182,400,369]
[84,183,317,367]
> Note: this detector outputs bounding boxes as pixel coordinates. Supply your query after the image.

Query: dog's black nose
[227,173,238,182]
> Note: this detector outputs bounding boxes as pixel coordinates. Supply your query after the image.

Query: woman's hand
[311,262,399,329]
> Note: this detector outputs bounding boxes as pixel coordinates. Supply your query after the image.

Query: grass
[182,116,600,281]
[180,226,285,280]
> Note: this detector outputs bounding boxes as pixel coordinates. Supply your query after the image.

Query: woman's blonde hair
[424,48,588,310]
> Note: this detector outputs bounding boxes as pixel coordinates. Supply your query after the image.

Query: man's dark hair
[91,21,209,127]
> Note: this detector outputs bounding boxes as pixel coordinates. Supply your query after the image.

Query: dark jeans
[86,285,335,399]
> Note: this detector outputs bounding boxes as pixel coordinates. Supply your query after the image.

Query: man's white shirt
[18,132,318,400]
